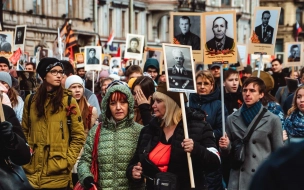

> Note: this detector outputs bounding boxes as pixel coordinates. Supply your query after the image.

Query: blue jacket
[189,87,228,143]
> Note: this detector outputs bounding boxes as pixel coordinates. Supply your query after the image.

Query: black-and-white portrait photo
[14,26,25,45]
[205,15,234,51]
[254,10,278,44]
[40,49,48,60]
[84,46,102,71]
[173,15,201,50]
[288,44,301,62]
[163,44,195,92]
[124,34,144,60]
[0,32,13,53]
[87,48,100,64]
[110,57,121,75]
[102,55,110,66]
[275,52,284,62]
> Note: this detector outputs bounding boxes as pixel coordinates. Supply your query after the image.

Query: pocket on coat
[47,152,68,175]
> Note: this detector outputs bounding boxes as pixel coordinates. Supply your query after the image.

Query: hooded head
[100,84,134,127]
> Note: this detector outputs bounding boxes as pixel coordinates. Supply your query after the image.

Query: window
[221,0,230,6]
[109,9,113,33]
[135,12,138,32]
[275,39,283,52]
[279,8,284,25]
[122,11,125,37]
[296,8,302,24]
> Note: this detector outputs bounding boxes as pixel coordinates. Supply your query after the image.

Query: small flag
[106,30,115,46]
[64,29,77,57]
[296,21,302,36]
[9,48,22,65]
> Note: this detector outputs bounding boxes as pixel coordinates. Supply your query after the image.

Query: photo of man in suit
[127,38,140,53]
[288,44,301,62]
[174,16,201,50]
[87,48,100,64]
[206,17,234,51]
[167,48,194,89]
[15,27,25,45]
[255,10,274,44]
[0,34,12,53]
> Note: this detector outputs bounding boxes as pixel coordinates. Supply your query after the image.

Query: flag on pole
[9,48,22,65]
[296,21,302,36]
[106,30,115,46]
[64,28,77,59]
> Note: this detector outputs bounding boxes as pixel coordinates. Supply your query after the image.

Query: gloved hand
[0,121,14,142]
[83,176,95,189]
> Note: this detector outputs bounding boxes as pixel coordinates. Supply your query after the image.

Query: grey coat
[222,105,283,190]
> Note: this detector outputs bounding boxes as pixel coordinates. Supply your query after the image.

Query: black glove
[83,176,94,189]
[0,121,14,142]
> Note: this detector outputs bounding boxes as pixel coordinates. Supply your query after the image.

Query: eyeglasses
[49,69,65,76]
[106,80,129,91]
[46,62,64,73]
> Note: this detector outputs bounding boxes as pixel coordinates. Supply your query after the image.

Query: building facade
[2,0,259,59]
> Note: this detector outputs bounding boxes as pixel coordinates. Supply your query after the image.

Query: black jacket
[206,36,234,51]
[255,24,274,44]
[175,31,201,50]
[224,86,243,115]
[0,104,31,165]
[127,108,220,190]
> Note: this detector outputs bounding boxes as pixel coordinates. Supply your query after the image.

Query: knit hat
[252,71,274,92]
[36,57,63,78]
[144,58,159,72]
[156,82,187,108]
[243,65,252,74]
[99,69,109,78]
[208,63,221,70]
[128,77,137,88]
[0,71,12,88]
[0,57,10,69]
[65,75,84,89]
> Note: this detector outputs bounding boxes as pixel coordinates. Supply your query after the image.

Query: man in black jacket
[255,10,274,44]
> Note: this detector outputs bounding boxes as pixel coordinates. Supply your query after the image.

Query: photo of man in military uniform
[167,48,194,90]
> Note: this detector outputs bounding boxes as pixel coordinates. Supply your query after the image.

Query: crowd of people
[1,53,304,190]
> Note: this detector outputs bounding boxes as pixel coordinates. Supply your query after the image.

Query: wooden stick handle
[179,93,195,188]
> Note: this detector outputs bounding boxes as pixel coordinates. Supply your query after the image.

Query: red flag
[115,46,120,57]
[9,48,22,65]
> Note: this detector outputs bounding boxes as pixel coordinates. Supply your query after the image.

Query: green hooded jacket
[78,84,144,190]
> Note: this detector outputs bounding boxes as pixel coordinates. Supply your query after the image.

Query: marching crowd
[1,54,304,190]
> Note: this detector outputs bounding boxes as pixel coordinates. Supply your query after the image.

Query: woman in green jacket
[77,82,144,190]
[22,58,85,190]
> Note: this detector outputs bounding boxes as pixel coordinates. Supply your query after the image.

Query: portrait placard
[0,31,13,57]
[248,7,281,55]
[109,57,121,75]
[202,11,237,64]
[101,54,111,70]
[120,44,126,60]
[84,46,102,71]
[14,25,27,51]
[170,12,203,63]
[124,34,145,60]
[275,52,284,62]
[143,47,164,74]
[162,43,196,93]
[17,71,38,92]
[284,42,303,67]
[75,53,84,63]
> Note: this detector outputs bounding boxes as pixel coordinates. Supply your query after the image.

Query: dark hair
[262,10,271,18]
[35,83,64,118]
[290,44,299,51]
[25,62,36,69]
[213,17,228,28]
[60,60,75,76]
[271,58,282,65]
[243,77,266,94]
[180,16,191,25]
[130,38,139,44]
[89,48,96,53]
[261,92,277,106]
[7,87,19,107]
[125,65,143,78]
[224,68,239,81]
[132,76,155,100]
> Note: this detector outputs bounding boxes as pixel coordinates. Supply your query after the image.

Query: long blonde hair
[288,86,304,116]
[153,92,182,127]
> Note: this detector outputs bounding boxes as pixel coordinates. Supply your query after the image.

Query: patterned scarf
[241,101,262,126]
[285,110,304,136]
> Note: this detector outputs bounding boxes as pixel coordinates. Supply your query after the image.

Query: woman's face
[45,66,63,88]
[296,89,304,113]
[0,81,9,90]
[196,76,213,95]
[101,79,112,95]
[69,83,84,100]
[152,98,166,118]
[109,97,129,121]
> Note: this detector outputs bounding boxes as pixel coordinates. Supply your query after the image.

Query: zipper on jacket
[60,121,64,139]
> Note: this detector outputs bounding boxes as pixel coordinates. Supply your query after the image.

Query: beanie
[243,65,252,74]
[0,71,12,88]
[65,75,84,89]
[144,58,159,72]
[99,69,109,78]
[156,82,187,108]
[128,77,137,88]
[36,57,62,78]
[0,57,10,69]
[252,71,274,92]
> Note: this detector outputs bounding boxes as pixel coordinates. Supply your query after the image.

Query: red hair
[110,91,127,102]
